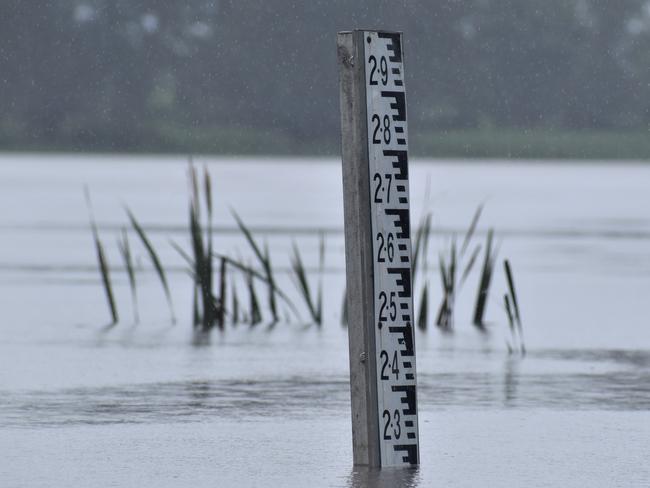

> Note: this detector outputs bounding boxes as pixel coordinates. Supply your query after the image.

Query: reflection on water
[0,378,350,428]
[503,357,520,406]
[2,350,649,429]
[347,466,420,488]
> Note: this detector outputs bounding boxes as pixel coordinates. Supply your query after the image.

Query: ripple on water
[2,351,649,429]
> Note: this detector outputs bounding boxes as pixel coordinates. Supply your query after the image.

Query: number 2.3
[383,409,401,440]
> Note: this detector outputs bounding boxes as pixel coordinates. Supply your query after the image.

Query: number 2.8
[372,114,391,145]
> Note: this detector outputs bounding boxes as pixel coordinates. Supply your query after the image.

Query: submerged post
[337,30,419,467]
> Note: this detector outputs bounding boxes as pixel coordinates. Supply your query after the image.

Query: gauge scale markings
[364,31,419,467]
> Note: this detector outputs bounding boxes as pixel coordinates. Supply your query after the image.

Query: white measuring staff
[338,30,419,468]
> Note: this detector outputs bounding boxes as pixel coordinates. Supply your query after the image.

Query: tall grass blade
[435,294,450,331]
[504,293,524,355]
[192,285,200,328]
[85,187,118,325]
[117,228,138,324]
[247,269,262,325]
[504,259,525,354]
[459,244,482,289]
[290,241,319,324]
[189,159,203,329]
[231,283,239,325]
[316,232,325,325]
[126,207,176,324]
[97,240,118,325]
[472,229,495,329]
[189,204,204,266]
[504,293,515,333]
[203,165,213,219]
[438,252,449,293]
[217,257,227,330]
[182,163,219,331]
[263,242,278,322]
[232,210,279,322]
[449,238,457,294]
[231,210,266,270]
[169,240,202,279]
[190,165,202,323]
[460,204,483,257]
[416,281,428,330]
[436,242,457,331]
[188,159,200,218]
[189,203,209,328]
[204,167,215,327]
[435,251,451,330]
[169,240,194,269]
[504,260,521,328]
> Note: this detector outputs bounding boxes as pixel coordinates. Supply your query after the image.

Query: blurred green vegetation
[4,123,650,160]
[1,1,650,159]
[412,130,650,160]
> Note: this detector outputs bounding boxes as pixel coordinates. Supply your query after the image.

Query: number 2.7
[373,173,393,204]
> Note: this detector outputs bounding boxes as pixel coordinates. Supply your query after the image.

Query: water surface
[1,155,649,486]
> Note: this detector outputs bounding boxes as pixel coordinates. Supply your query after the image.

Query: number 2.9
[369,55,389,86]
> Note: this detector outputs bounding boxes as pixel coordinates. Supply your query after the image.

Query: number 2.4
[380,349,400,380]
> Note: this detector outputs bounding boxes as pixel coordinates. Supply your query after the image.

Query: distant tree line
[1,1,649,153]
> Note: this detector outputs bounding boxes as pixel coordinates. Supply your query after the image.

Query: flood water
[1,154,649,487]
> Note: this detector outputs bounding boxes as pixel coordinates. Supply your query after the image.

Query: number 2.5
[378,290,397,326]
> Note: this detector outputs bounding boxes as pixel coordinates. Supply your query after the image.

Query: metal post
[338,30,380,467]
[338,30,419,468]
